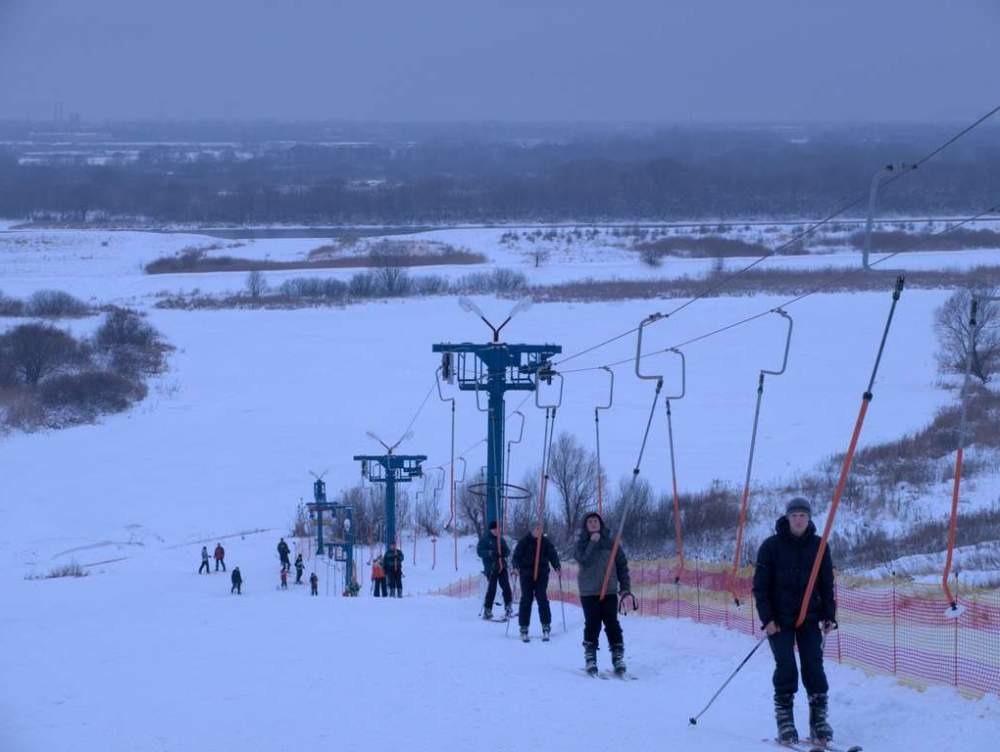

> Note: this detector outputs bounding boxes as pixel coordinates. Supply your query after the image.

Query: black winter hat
[785,497,812,516]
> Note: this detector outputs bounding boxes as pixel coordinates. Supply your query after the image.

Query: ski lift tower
[354,431,426,552]
[433,299,560,528]
[306,474,356,594]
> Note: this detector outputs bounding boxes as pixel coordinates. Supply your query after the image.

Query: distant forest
[1,121,998,224]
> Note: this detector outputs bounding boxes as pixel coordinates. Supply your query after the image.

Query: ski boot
[774,693,798,745]
[482,608,493,621]
[808,693,833,744]
[542,624,551,642]
[520,627,530,643]
[611,643,627,676]
[583,641,598,676]
[504,604,514,620]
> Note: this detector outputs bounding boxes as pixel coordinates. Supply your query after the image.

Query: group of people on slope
[370,541,405,597]
[476,496,837,745]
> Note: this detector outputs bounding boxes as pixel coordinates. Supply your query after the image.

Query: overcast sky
[1,0,997,122]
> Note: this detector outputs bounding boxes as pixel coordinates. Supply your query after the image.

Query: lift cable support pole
[533,373,564,579]
[795,278,905,628]
[595,366,615,517]
[942,298,981,616]
[730,309,794,606]
[354,433,427,553]
[662,348,687,585]
[504,409,527,554]
[433,326,561,534]
[306,474,356,595]
[599,313,666,603]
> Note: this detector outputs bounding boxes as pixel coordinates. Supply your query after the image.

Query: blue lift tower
[433,306,560,529]
[353,449,426,552]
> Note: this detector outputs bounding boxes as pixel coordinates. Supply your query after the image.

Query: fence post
[695,559,702,623]
[953,573,960,687]
[891,572,898,675]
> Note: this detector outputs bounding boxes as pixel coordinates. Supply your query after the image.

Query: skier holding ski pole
[753,498,837,745]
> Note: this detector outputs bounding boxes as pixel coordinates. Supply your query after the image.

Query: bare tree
[416,492,443,536]
[935,288,1000,383]
[245,270,267,299]
[529,248,550,268]
[0,323,81,386]
[457,483,485,538]
[546,432,600,543]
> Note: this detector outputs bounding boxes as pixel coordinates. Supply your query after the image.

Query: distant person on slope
[230,566,242,595]
[371,556,388,597]
[310,572,319,596]
[477,521,513,621]
[383,542,404,598]
[575,512,632,677]
[214,543,226,572]
[277,538,291,572]
[511,524,561,642]
[294,553,305,584]
[753,497,837,746]
[198,545,210,574]
[280,568,288,590]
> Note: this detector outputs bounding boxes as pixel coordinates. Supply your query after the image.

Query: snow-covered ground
[1,223,998,750]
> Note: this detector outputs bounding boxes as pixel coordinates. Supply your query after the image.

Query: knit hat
[785,497,812,516]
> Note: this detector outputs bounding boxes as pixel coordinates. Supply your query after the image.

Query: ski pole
[557,569,567,632]
[689,637,767,726]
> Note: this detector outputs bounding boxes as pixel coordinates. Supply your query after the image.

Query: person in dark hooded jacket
[752,497,837,745]
[511,525,561,641]
[574,512,632,675]
[477,521,513,620]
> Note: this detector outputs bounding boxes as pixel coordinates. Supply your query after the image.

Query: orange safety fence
[432,557,1000,697]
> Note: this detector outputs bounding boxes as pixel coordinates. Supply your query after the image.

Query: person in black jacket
[574,512,632,676]
[230,566,243,594]
[511,525,561,641]
[277,538,291,572]
[383,542,405,598]
[294,553,305,584]
[752,497,837,745]
[477,521,513,620]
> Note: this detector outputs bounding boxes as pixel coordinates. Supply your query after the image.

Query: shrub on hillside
[25,290,89,318]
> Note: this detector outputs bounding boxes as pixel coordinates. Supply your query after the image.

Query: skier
[477,521,513,620]
[383,542,404,598]
[230,566,242,594]
[198,545,210,574]
[294,553,305,584]
[371,556,388,597]
[309,572,319,596]
[214,543,226,572]
[280,568,288,590]
[575,512,632,676]
[511,524,561,642]
[753,497,837,745]
[277,538,291,572]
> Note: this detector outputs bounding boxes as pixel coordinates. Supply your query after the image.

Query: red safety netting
[432,557,1000,697]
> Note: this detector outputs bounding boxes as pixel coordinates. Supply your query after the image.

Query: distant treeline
[2,122,998,223]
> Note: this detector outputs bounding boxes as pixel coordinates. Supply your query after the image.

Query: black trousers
[484,567,512,610]
[198,560,209,574]
[373,578,388,597]
[295,567,304,583]
[280,556,290,572]
[387,571,402,596]
[215,559,226,572]
[518,571,551,627]
[768,621,829,696]
[311,584,318,596]
[231,583,241,594]
[581,594,623,647]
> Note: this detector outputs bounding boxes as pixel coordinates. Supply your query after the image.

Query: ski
[764,738,861,752]
[580,668,607,679]
[602,670,638,681]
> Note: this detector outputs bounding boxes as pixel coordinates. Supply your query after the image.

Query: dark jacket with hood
[574,513,630,597]
[512,533,560,577]
[752,515,836,630]
[477,531,510,575]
